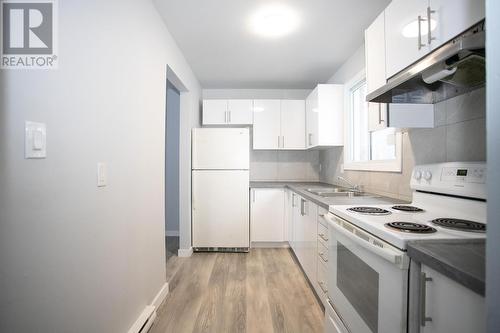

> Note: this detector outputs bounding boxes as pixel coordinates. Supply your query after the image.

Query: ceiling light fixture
[250,4,299,38]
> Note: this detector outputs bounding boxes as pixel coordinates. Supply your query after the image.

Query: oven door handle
[325,214,408,268]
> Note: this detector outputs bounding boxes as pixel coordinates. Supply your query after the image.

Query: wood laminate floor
[151,248,324,333]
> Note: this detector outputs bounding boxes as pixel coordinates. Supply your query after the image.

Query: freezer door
[192,170,250,248]
[192,128,249,170]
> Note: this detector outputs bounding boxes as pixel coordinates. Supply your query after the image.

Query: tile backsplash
[319,88,486,201]
[251,150,320,181]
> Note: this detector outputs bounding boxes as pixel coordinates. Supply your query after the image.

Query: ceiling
[155,0,391,89]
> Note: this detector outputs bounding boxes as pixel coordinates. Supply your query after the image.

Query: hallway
[151,249,324,333]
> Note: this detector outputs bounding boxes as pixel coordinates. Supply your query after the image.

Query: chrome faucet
[337,176,362,192]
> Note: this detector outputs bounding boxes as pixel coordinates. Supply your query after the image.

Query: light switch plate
[25,121,46,159]
[97,162,107,187]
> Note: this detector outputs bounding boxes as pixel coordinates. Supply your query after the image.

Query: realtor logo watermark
[1,0,58,69]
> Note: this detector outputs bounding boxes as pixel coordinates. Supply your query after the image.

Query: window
[344,70,402,172]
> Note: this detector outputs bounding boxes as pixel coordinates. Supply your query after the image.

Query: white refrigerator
[192,128,250,250]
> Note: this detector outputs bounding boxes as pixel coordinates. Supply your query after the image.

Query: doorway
[165,81,180,265]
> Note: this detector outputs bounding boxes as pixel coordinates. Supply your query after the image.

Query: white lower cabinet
[419,265,485,333]
[250,188,285,242]
[316,206,329,306]
[285,190,295,243]
[291,195,318,288]
[290,192,301,252]
[325,300,349,333]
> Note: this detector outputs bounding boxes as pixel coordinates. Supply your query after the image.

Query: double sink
[306,187,372,198]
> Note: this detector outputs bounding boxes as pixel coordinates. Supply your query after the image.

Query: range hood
[367,21,485,104]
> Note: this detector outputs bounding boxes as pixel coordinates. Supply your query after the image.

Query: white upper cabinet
[253,99,306,150]
[202,99,253,125]
[429,0,484,50]
[385,0,485,79]
[385,0,430,79]
[227,99,254,125]
[306,89,319,147]
[202,99,228,125]
[366,11,387,94]
[365,11,388,132]
[306,84,343,149]
[281,100,306,149]
[253,99,281,149]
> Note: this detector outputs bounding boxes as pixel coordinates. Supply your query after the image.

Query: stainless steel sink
[306,188,348,195]
[319,191,371,198]
[306,188,372,198]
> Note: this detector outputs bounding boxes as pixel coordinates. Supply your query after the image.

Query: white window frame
[343,70,402,172]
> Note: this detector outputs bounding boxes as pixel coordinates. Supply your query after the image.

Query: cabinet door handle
[319,252,328,262]
[252,189,256,203]
[228,110,231,123]
[318,281,328,293]
[319,233,329,242]
[427,7,436,45]
[292,194,296,207]
[308,133,313,146]
[378,104,383,124]
[418,15,426,50]
[420,272,433,326]
[281,136,285,148]
[300,199,305,216]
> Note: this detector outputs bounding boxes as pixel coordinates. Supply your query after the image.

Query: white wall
[0,0,201,332]
[326,45,366,85]
[486,0,500,331]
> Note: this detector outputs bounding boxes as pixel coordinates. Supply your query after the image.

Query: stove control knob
[414,170,422,180]
[424,170,432,181]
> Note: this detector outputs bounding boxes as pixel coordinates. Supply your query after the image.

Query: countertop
[250,181,406,209]
[407,239,486,296]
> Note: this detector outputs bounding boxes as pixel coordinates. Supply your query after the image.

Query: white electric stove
[324,162,487,333]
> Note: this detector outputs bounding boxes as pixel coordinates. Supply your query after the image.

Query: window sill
[343,160,402,173]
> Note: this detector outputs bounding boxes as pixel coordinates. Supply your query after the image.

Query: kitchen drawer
[317,260,328,297]
[318,240,329,264]
[318,207,328,227]
[318,221,329,246]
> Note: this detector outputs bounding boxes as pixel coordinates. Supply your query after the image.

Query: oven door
[324,213,409,333]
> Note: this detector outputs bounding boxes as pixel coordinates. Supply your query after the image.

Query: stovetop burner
[347,207,391,215]
[385,222,437,233]
[392,205,424,212]
[431,218,486,233]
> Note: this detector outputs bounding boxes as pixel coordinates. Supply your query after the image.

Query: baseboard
[165,230,180,237]
[251,241,290,248]
[127,305,156,333]
[151,282,169,309]
[178,247,193,257]
[127,282,169,333]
